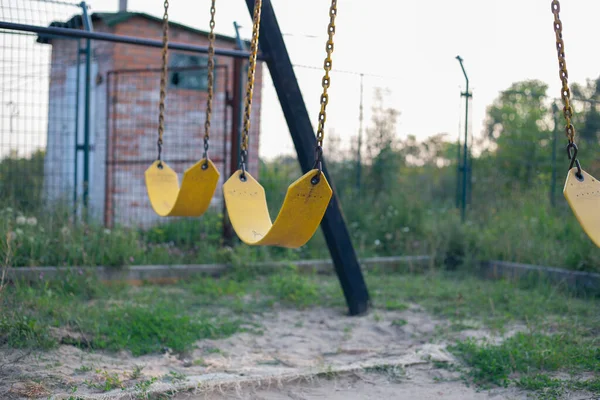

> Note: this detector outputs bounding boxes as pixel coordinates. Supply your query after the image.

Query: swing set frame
[0,0,370,316]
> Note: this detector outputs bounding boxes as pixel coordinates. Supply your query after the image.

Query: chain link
[203,0,217,160]
[551,0,582,177]
[239,0,262,176]
[312,0,337,172]
[551,0,575,144]
[156,0,169,163]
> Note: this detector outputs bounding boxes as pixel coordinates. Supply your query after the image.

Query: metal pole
[456,55,471,222]
[0,21,262,60]
[73,39,81,215]
[81,2,92,217]
[551,102,559,207]
[233,21,247,170]
[356,73,364,191]
[455,106,462,209]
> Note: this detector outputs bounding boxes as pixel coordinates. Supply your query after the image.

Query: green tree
[571,76,600,144]
[0,149,45,212]
[366,88,402,194]
[485,80,552,185]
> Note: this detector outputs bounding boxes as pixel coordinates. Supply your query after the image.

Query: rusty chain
[203,0,217,163]
[551,0,582,176]
[156,0,169,164]
[313,0,337,173]
[239,0,262,178]
[551,0,575,143]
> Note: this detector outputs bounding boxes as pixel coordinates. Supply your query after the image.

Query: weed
[92,306,242,356]
[162,370,187,384]
[74,365,92,374]
[204,347,221,354]
[84,370,124,392]
[134,377,157,399]
[364,364,405,382]
[266,266,320,308]
[0,314,55,349]
[129,365,145,379]
[451,332,600,393]
[391,318,407,327]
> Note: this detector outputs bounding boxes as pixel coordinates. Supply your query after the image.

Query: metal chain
[313,0,337,173]
[239,0,262,178]
[551,0,575,143]
[203,0,217,162]
[156,0,169,164]
[551,0,582,176]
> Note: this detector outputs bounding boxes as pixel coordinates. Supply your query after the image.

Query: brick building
[39,11,263,227]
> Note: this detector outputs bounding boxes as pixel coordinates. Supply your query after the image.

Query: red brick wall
[46,15,264,228]
[113,16,262,177]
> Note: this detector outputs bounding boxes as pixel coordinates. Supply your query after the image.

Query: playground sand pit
[0,306,525,399]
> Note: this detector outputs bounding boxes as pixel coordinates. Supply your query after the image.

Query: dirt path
[0,306,525,399]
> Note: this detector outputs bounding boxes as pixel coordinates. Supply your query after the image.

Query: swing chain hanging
[202,0,217,167]
[239,0,262,180]
[551,0,582,178]
[312,0,337,181]
[156,0,169,166]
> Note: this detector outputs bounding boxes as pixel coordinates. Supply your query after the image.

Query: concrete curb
[5,255,433,284]
[480,260,600,295]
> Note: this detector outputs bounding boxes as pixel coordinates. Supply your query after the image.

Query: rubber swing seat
[223,169,332,248]
[144,159,220,217]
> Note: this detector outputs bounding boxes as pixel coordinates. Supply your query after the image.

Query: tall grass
[1,156,599,272]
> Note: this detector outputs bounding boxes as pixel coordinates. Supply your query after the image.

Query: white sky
[60,0,600,159]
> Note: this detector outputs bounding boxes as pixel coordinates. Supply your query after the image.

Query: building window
[168,53,213,91]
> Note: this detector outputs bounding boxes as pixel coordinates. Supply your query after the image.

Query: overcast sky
[84,0,600,159]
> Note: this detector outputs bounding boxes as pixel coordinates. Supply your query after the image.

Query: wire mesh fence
[1,0,599,270]
[0,0,83,212]
[105,65,230,228]
[0,0,262,231]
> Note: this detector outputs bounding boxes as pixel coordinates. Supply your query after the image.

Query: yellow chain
[157,0,169,162]
[315,0,337,152]
[203,0,217,158]
[240,0,262,171]
[551,0,575,143]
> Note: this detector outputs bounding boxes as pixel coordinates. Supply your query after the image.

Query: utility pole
[456,55,472,223]
[356,73,364,191]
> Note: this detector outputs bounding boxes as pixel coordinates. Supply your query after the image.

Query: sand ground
[1,306,530,399]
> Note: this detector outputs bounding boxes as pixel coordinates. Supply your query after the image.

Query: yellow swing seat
[145,159,220,217]
[563,167,600,248]
[223,169,332,248]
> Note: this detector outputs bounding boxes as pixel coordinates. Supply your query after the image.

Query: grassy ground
[3,192,600,274]
[1,265,598,399]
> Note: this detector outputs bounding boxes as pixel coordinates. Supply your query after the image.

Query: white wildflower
[16,215,26,225]
[104,229,111,235]
[15,228,23,236]
[60,226,70,235]
[374,239,381,246]
[385,233,393,240]
[402,227,410,233]
[26,217,37,226]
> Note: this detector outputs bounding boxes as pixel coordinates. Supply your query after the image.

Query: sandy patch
[0,305,525,399]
